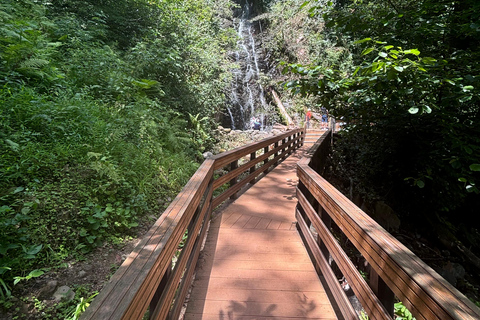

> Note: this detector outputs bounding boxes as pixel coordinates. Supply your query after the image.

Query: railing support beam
[230,160,239,199]
[370,268,395,317]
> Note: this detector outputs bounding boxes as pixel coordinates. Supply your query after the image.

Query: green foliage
[359,301,416,320]
[66,291,98,320]
[280,0,480,236]
[0,0,236,315]
[394,302,416,320]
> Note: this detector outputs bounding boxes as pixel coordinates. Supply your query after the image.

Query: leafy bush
[280,0,480,239]
[0,0,236,311]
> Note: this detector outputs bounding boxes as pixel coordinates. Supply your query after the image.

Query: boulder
[203,151,213,159]
[441,261,465,286]
[37,280,58,300]
[53,285,75,302]
[373,201,401,231]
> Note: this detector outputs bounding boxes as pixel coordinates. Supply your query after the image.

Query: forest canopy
[277,0,480,258]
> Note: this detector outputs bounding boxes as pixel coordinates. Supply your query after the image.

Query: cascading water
[225,0,272,130]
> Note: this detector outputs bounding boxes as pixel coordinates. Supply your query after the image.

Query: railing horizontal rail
[81,128,304,320]
[296,129,480,320]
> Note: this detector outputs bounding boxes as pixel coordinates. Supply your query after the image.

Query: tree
[282,0,480,249]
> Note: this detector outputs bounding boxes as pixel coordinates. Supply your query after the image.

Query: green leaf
[408,107,419,114]
[416,180,425,188]
[5,139,19,151]
[462,85,474,92]
[353,66,361,76]
[404,49,421,56]
[362,47,374,55]
[27,269,45,279]
[93,210,107,218]
[14,187,25,194]
[355,38,372,44]
[23,244,43,255]
[422,57,437,64]
[470,164,480,171]
[378,52,388,58]
[394,66,404,72]
[300,1,310,9]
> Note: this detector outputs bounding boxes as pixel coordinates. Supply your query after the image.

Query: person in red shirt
[306,108,312,129]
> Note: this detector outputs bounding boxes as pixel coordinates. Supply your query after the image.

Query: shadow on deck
[184,147,339,320]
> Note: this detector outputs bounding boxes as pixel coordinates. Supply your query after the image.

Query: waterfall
[225,0,271,130]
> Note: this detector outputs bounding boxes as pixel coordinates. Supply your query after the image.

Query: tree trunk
[271,89,293,126]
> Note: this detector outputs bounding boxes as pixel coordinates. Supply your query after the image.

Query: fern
[19,58,49,70]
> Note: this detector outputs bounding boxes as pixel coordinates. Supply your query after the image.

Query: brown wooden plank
[169,180,213,319]
[297,145,480,320]
[298,165,440,320]
[297,188,391,320]
[213,141,286,190]
[211,145,299,210]
[296,210,357,320]
[212,129,303,170]
[150,180,214,319]
[80,159,215,320]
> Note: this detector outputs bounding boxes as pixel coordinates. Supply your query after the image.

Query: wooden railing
[80,128,304,320]
[296,129,480,320]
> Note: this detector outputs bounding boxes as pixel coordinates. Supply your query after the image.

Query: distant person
[253,118,261,130]
[321,107,328,130]
[306,108,312,129]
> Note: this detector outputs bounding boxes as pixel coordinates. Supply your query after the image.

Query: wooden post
[370,269,395,317]
[274,141,279,165]
[263,146,269,173]
[318,207,331,261]
[288,136,292,155]
[249,152,256,185]
[230,160,238,199]
[149,261,172,320]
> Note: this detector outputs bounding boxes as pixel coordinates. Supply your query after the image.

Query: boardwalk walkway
[184,147,338,320]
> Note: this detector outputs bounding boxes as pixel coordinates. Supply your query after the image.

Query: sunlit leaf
[470,164,480,171]
[404,49,420,56]
[362,47,374,55]
[408,107,419,114]
[355,38,372,44]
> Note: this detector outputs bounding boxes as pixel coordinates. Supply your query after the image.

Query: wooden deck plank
[184,148,338,320]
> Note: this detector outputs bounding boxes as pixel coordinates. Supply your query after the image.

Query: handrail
[80,128,305,320]
[296,129,480,320]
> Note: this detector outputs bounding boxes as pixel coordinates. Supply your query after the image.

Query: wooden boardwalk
[184,147,338,320]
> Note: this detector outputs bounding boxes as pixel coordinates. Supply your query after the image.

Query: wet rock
[373,201,401,231]
[37,280,58,300]
[441,261,465,286]
[203,151,213,159]
[271,129,283,135]
[53,285,75,302]
[272,123,287,131]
